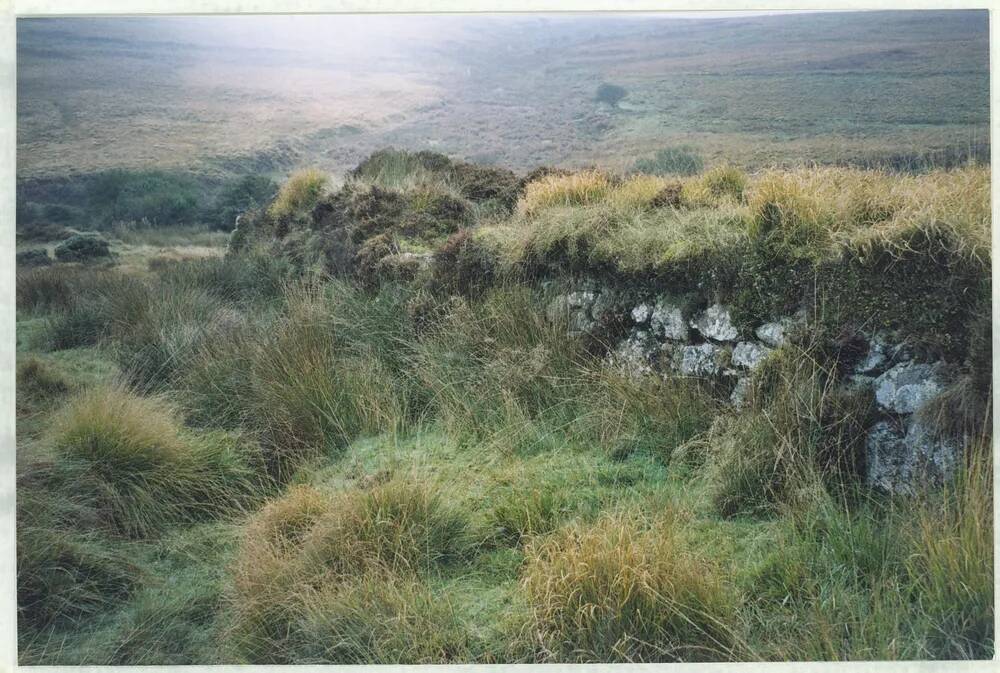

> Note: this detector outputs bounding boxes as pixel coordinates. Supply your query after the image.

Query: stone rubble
[732,341,771,371]
[690,303,739,342]
[649,299,688,341]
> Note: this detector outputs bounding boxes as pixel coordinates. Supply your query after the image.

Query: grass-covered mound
[467,164,990,362]
[229,149,522,286]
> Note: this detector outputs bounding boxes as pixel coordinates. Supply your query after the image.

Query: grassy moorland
[15,150,992,663]
[16,11,989,221]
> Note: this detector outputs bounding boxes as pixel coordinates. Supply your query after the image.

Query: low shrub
[53,233,112,263]
[519,510,738,662]
[431,229,497,297]
[634,146,705,176]
[16,249,52,268]
[595,82,627,107]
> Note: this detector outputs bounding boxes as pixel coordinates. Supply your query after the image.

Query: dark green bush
[634,147,705,176]
[88,169,203,226]
[210,174,279,231]
[595,82,627,107]
[53,233,112,262]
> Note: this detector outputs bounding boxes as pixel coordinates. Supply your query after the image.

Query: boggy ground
[14,153,993,663]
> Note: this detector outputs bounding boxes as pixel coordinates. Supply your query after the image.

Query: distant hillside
[17,10,989,181]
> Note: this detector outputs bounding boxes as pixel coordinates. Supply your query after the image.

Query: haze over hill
[17,10,989,181]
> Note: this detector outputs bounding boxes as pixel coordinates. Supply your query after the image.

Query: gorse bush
[211,174,279,231]
[88,169,202,226]
[519,510,738,662]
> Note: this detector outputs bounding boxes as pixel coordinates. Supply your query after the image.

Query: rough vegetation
[16,149,993,664]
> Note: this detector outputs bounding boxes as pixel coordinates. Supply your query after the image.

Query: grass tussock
[681,164,748,207]
[17,485,140,628]
[703,344,872,517]
[518,170,612,215]
[268,168,329,222]
[519,510,739,662]
[17,356,70,414]
[227,478,473,662]
[47,385,263,537]
[290,573,473,664]
[182,282,413,477]
[742,441,993,660]
[573,368,717,462]
[904,437,994,658]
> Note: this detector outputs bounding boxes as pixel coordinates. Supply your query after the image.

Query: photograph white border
[0,2,995,671]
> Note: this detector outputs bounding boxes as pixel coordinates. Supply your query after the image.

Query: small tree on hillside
[595,82,627,107]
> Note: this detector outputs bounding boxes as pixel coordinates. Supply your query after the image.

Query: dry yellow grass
[520,509,739,662]
[268,168,329,221]
[518,170,613,216]
[490,164,990,273]
[49,385,189,466]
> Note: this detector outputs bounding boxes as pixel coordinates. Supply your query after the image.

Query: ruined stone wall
[548,278,966,495]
